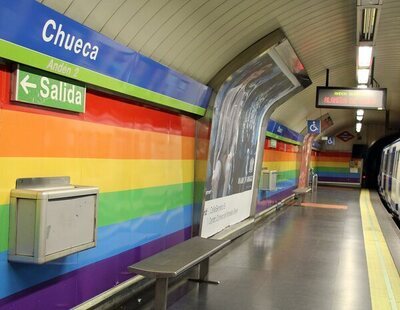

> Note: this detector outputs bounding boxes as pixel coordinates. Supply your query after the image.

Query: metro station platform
[129,186,400,310]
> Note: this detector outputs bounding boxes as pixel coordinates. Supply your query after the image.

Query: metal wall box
[8,177,98,264]
[259,170,278,191]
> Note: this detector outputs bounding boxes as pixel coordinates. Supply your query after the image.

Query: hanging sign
[307,120,321,134]
[316,86,386,110]
[12,64,85,112]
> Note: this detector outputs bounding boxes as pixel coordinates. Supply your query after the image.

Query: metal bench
[128,236,230,310]
[293,187,309,205]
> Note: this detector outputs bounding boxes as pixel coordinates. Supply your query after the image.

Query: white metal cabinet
[8,177,98,264]
[259,170,278,191]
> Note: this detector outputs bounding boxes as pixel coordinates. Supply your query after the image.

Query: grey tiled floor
[170,187,372,310]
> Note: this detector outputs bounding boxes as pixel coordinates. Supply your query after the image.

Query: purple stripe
[0,227,192,310]
[318,177,360,183]
[256,186,296,214]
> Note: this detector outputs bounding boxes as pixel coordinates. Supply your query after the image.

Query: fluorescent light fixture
[357,109,365,116]
[359,0,381,5]
[356,122,362,132]
[361,7,378,42]
[357,68,370,84]
[357,84,368,88]
[358,46,373,67]
[377,107,383,110]
[357,115,363,121]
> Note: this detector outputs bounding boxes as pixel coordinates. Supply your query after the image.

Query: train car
[378,146,387,196]
[379,139,400,218]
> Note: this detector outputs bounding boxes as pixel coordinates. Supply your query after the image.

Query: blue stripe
[0,204,192,298]
[0,0,211,108]
[316,172,361,178]
[258,179,297,200]
[267,119,304,143]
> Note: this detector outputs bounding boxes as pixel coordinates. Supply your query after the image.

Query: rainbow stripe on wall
[257,139,300,213]
[0,66,194,309]
[315,151,361,184]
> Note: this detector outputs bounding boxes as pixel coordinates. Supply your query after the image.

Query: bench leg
[199,258,209,281]
[188,258,220,285]
[154,278,168,310]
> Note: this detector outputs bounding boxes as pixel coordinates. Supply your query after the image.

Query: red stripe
[0,65,195,137]
[318,151,352,158]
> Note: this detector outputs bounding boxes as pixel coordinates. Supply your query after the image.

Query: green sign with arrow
[12,64,86,113]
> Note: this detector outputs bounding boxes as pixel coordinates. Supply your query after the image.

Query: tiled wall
[257,139,301,213]
[315,151,361,184]
[0,66,194,309]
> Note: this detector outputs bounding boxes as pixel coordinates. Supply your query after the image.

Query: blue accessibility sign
[307,120,321,134]
[327,136,335,145]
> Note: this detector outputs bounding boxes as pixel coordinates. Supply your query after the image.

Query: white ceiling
[39,0,400,136]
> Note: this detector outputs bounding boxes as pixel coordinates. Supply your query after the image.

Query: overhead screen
[316,87,386,110]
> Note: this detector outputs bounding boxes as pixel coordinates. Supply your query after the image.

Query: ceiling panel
[38,0,400,135]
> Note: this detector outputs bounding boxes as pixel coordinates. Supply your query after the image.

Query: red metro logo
[336,131,354,142]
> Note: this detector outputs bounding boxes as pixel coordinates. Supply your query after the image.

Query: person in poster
[205,54,295,201]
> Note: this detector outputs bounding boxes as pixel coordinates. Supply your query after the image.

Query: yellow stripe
[316,161,349,168]
[0,158,194,205]
[195,160,208,182]
[262,161,297,171]
[360,189,400,310]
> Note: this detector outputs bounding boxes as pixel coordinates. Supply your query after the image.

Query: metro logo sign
[316,87,386,110]
[336,131,354,142]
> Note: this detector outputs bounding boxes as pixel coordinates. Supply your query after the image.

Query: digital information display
[316,87,387,110]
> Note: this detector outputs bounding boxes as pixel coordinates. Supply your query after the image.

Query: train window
[384,151,389,173]
[395,150,400,178]
[380,152,385,172]
[389,149,396,176]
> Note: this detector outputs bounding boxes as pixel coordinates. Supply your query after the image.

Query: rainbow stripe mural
[257,139,300,213]
[315,151,361,184]
[0,66,194,308]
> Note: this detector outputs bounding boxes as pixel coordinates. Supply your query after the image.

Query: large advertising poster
[201,50,301,238]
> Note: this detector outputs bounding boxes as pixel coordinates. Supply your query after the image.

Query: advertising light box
[316,87,386,110]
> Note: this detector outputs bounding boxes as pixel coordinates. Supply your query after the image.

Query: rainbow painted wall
[257,139,301,213]
[315,151,361,184]
[310,150,318,169]
[0,65,194,309]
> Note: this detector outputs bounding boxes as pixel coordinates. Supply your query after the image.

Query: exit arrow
[20,75,37,94]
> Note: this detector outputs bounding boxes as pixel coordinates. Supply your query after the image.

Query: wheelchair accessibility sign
[327,136,335,145]
[307,120,321,134]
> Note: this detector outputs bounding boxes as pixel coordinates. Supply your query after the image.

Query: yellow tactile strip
[300,202,348,209]
[360,189,400,310]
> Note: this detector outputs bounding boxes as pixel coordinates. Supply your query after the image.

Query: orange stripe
[301,202,348,209]
[0,109,194,159]
[263,150,298,162]
[317,156,350,162]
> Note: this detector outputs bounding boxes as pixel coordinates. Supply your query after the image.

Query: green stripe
[0,204,9,253]
[194,181,205,205]
[0,182,194,252]
[0,39,206,116]
[277,170,299,181]
[265,132,302,146]
[98,182,193,227]
[315,167,350,173]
